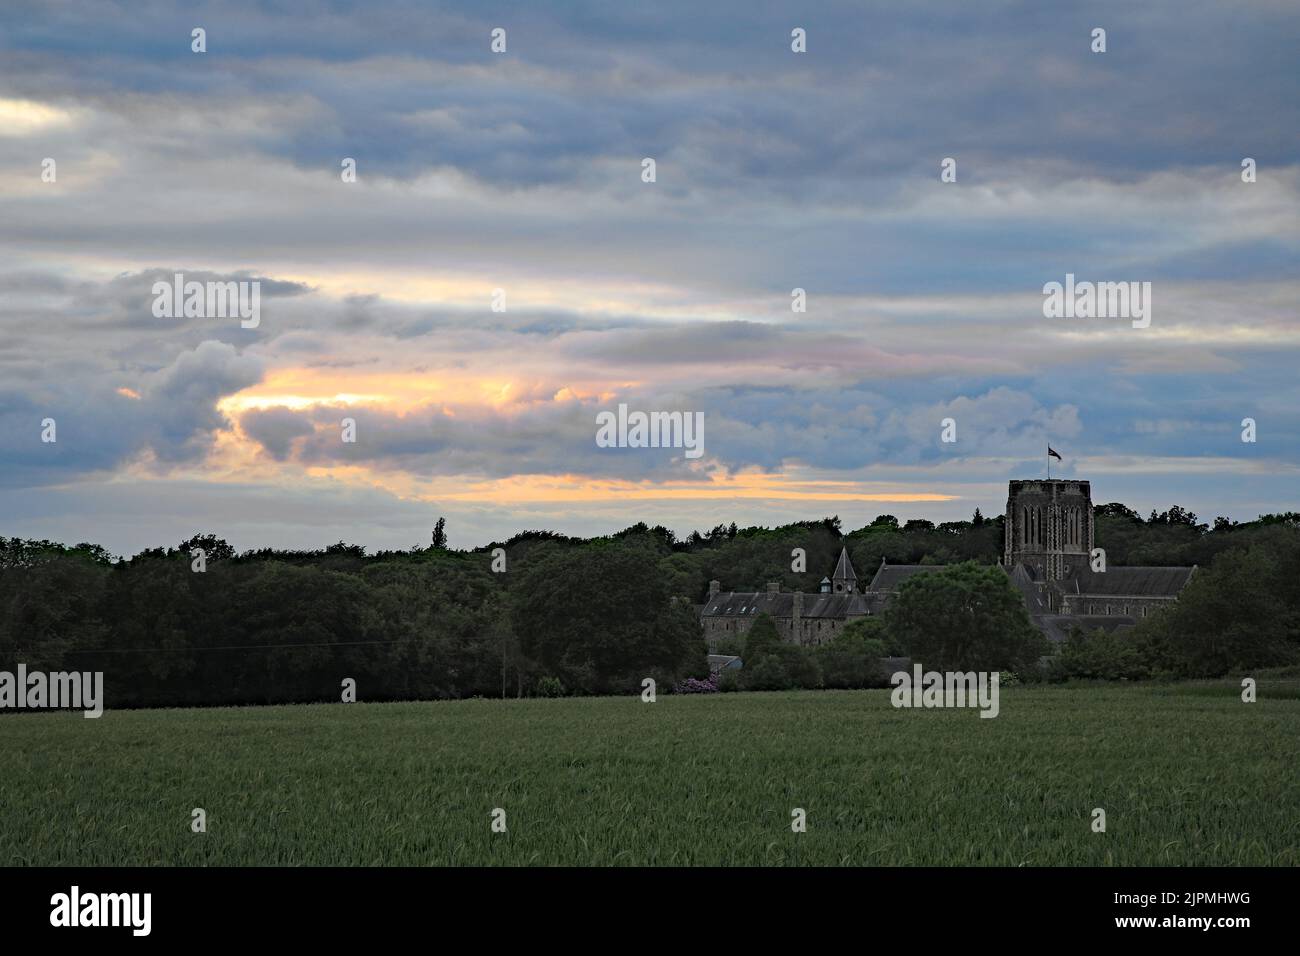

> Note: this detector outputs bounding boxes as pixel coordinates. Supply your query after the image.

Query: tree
[511,541,705,694]
[178,533,234,562]
[1094,502,1143,523]
[1133,532,1300,677]
[1149,505,1205,530]
[815,619,891,688]
[743,613,783,660]
[745,654,794,691]
[1049,628,1149,681]
[868,514,900,532]
[841,614,898,653]
[431,517,448,550]
[885,562,1048,672]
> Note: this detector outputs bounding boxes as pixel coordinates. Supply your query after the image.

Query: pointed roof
[832,546,857,583]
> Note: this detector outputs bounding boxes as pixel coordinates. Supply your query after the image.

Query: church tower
[831,547,858,594]
[1004,479,1093,581]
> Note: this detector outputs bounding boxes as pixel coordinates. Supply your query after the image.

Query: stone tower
[1003,479,1093,582]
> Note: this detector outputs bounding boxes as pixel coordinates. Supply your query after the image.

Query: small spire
[831,547,857,593]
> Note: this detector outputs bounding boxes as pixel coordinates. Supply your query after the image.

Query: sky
[1,1,1297,557]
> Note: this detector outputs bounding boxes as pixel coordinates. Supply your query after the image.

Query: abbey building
[700,477,1195,649]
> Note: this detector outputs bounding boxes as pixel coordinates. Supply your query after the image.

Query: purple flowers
[677,676,719,694]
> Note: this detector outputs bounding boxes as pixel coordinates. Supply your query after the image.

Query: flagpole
[1047,442,1051,480]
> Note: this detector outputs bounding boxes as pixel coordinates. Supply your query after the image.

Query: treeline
[0,531,709,708]
[0,505,1297,707]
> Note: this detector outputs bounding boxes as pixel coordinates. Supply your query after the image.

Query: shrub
[744,654,794,691]
[536,675,567,698]
[717,669,743,693]
[815,632,890,689]
[773,643,822,689]
[1048,629,1150,682]
[677,675,719,694]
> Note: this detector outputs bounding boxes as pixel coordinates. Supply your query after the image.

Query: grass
[2,680,1297,866]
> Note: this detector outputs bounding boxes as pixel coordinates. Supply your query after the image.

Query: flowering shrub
[676,676,719,694]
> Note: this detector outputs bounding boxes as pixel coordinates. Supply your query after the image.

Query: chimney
[708,580,720,598]
[766,581,780,594]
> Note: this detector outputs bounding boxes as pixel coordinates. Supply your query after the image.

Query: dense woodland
[1,504,1297,708]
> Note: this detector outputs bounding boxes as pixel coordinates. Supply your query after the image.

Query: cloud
[0,0,1296,550]
[0,339,263,488]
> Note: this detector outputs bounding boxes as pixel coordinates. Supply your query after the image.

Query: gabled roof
[1006,563,1051,615]
[832,547,857,583]
[1066,565,1195,597]
[866,563,939,592]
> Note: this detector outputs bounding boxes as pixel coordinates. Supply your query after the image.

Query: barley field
[2,681,1297,866]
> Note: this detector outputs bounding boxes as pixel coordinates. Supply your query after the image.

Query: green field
[2,682,1298,866]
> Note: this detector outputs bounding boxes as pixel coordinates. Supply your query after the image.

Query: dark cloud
[0,340,263,488]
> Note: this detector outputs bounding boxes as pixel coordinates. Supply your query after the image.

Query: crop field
[2,681,1297,866]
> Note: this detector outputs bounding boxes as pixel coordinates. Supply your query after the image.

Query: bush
[744,654,795,691]
[676,675,719,693]
[774,643,822,689]
[743,613,783,660]
[815,632,890,689]
[536,675,567,698]
[1048,629,1150,682]
[729,642,822,692]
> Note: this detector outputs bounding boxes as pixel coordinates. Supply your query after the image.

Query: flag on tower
[1048,446,1062,461]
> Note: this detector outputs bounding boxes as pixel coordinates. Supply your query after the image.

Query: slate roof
[1065,565,1195,597]
[866,563,940,592]
[707,654,743,672]
[699,591,877,619]
[1006,563,1051,615]
[1036,614,1137,643]
[832,547,857,584]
